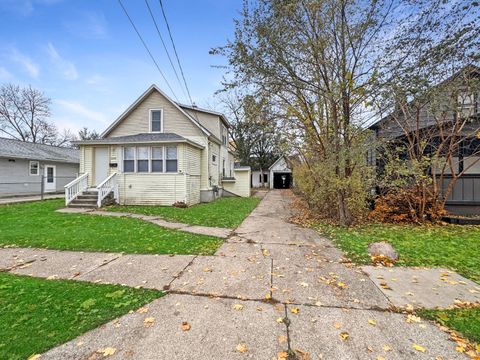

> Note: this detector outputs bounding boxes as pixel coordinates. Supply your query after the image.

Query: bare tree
[77,127,100,140]
[0,84,54,143]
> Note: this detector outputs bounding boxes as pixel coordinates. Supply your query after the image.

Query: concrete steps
[68,190,98,208]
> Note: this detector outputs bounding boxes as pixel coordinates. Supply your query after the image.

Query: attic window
[150,109,163,132]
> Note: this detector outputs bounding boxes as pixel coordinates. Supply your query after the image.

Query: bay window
[122,145,177,173]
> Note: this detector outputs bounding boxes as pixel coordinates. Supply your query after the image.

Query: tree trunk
[338,190,353,226]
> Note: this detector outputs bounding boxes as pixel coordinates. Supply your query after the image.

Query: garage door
[273,173,292,189]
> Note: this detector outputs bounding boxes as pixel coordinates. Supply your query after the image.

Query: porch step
[67,203,98,209]
[82,191,98,196]
[71,198,97,205]
[76,194,98,200]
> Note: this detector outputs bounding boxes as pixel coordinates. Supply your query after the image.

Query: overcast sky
[0,0,239,134]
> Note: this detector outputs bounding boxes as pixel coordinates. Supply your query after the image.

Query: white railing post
[64,173,89,206]
[96,172,117,208]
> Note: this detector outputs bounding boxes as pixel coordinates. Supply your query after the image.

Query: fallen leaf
[262,249,270,256]
[333,323,342,329]
[96,347,116,357]
[137,307,148,314]
[27,355,41,360]
[46,275,58,280]
[299,282,309,287]
[337,281,347,289]
[233,304,244,311]
[377,356,386,360]
[383,345,392,352]
[265,293,272,300]
[236,343,247,353]
[203,267,212,272]
[181,321,191,331]
[278,335,288,344]
[143,317,155,326]
[412,344,426,352]
[406,314,421,323]
[277,351,288,360]
[339,332,349,341]
[368,319,376,326]
[290,307,300,314]
[455,346,466,353]
[276,317,284,324]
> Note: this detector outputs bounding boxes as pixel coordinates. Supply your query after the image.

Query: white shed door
[44,165,56,192]
[94,147,109,185]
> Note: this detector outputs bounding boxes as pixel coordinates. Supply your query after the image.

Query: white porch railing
[64,173,89,206]
[96,172,118,207]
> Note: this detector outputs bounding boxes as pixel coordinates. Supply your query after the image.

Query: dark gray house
[367,66,480,215]
[369,65,480,215]
[0,137,79,197]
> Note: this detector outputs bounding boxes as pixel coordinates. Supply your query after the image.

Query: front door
[94,147,109,185]
[44,165,56,192]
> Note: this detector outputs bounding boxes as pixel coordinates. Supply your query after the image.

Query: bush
[369,187,447,223]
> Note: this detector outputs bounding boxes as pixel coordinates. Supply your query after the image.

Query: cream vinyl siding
[186,175,201,205]
[223,169,251,197]
[107,90,204,139]
[209,142,220,187]
[118,173,186,205]
[183,109,222,139]
[184,144,201,175]
[80,146,94,186]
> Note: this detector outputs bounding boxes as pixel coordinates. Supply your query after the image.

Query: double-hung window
[151,147,163,172]
[29,161,39,176]
[137,147,149,172]
[150,109,163,132]
[122,145,177,173]
[166,146,177,172]
[123,147,135,172]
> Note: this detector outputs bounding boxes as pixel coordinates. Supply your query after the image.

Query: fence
[0,175,78,200]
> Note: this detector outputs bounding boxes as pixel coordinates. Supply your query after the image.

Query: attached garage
[269,156,293,189]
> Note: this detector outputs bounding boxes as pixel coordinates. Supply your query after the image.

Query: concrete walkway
[57,207,233,238]
[0,193,64,204]
[2,191,473,359]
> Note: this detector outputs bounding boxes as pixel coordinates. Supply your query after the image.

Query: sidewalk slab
[0,248,43,269]
[214,242,264,258]
[272,258,390,309]
[362,266,480,309]
[78,254,194,290]
[170,256,272,300]
[286,305,466,360]
[41,294,286,360]
[9,249,120,279]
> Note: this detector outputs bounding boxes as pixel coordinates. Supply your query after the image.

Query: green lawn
[0,200,222,255]
[317,223,480,282]
[418,308,480,343]
[0,273,162,360]
[107,196,261,228]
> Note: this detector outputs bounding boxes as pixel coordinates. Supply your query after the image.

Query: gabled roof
[0,137,79,163]
[101,85,211,138]
[177,103,231,128]
[268,155,289,171]
[73,133,204,149]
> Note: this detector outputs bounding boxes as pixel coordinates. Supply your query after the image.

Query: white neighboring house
[269,156,293,189]
[67,85,251,208]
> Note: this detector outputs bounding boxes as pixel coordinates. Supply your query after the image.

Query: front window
[137,147,149,172]
[123,147,135,172]
[29,161,39,175]
[151,147,163,172]
[166,146,178,172]
[151,109,163,132]
[122,145,177,173]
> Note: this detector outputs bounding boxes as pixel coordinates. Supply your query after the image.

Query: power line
[144,0,188,101]
[117,0,178,101]
[158,0,194,107]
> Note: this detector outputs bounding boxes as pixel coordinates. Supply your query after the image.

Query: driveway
[37,190,466,359]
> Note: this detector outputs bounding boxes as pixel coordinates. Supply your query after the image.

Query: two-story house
[66,85,251,207]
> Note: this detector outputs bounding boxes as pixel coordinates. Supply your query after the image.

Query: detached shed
[269,156,293,189]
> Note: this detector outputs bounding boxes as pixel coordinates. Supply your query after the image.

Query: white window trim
[149,109,164,133]
[29,160,39,176]
[121,145,178,174]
